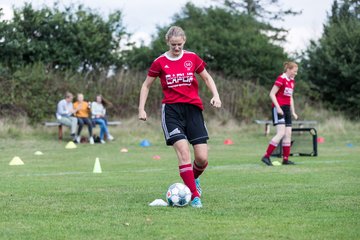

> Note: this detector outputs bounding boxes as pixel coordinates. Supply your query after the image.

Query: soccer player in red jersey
[138,26,221,208]
[261,62,299,166]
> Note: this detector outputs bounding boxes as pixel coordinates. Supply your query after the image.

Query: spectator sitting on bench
[91,94,114,143]
[56,92,78,142]
[74,93,94,144]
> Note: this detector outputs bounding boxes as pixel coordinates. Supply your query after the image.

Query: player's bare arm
[269,85,283,115]
[290,96,298,120]
[199,69,222,108]
[138,76,156,121]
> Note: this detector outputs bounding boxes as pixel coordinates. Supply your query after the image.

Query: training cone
[93,157,102,173]
[65,141,77,149]
[140,139,151,147]
[224,139,234,145]
[152,155,161,160]
[34,151,44,155]
[120,148,128,153]
[9,156,24,166]
[272,161,282,166]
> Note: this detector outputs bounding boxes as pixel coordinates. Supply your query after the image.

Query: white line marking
[14,160,352,177]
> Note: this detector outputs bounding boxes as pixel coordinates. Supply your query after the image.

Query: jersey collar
[281,73,293,81]
[164,50,184,61]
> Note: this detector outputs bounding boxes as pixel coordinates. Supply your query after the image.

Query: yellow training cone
[93,157,102,173]
[34,151,44,155]
[65,141,77,149]
[9,156,24,166]
[272,161,282,166]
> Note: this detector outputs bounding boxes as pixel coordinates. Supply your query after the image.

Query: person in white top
[91,95,114,143]
[56,92,78,142]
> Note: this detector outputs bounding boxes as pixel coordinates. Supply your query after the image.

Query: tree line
[0,0,359,122]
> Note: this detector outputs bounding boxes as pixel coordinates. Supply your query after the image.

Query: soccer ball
[166,183,191,207]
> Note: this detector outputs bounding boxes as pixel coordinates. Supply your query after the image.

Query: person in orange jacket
[73,93,94,144]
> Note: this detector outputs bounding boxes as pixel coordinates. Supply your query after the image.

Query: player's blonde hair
[283,62,298,72]
[165,26,186,42]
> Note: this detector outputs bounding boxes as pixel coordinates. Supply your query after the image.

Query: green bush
[0,63,318,124]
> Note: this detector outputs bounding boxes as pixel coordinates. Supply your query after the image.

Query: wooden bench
[255,120,317,136]
[44,121,122,141]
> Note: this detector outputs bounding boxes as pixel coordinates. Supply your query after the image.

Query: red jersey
[273,73,295,106]
[147,50,206,110]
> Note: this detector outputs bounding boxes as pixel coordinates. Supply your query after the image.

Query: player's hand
[210,96,222,108]
[138,109,147,121]
[277,107,284,116]
[292,112,298,120]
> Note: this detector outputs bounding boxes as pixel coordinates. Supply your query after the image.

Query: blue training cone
[140,139,151,147]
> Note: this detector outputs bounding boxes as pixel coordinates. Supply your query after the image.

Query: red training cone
[224,139,234,145]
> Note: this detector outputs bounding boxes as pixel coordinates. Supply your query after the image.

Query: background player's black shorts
[272,105,292,127]
[161,103,209,146]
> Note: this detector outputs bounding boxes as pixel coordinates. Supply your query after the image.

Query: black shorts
[272,105,292,127]
[161,103,209,146]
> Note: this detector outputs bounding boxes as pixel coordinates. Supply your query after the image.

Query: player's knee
[194,150,208,165]
[173,140,191,163]
[195,155,208,165]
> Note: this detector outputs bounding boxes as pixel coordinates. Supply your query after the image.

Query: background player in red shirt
[138,26,221,208]
[261,62,299,166]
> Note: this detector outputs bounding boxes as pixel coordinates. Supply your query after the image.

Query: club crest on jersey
[284,87,293,96]
[184,60,193,70]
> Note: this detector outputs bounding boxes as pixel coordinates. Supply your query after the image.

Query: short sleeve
[274,76,284,87]
[194,54,207,74]
[147,59,161,77]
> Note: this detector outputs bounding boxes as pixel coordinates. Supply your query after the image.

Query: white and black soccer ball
[166,183,191,207]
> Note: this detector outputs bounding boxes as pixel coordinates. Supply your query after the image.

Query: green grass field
[1,120,359,239]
